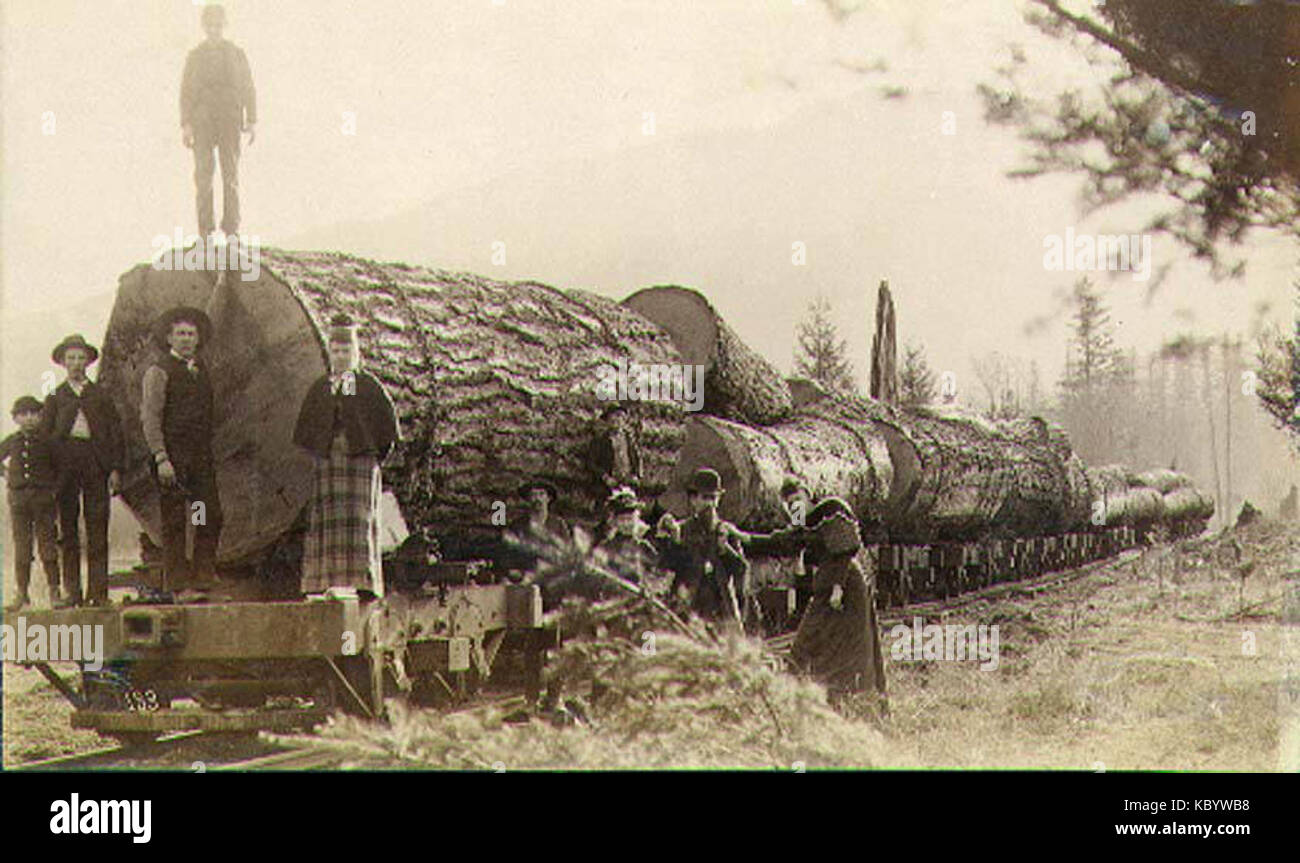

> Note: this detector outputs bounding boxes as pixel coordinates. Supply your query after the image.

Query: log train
[4,249,1213,742]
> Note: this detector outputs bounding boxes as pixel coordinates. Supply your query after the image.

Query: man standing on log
[181,4,256,239]
[42,336,124,607]
[293,313,400,600]
[589,403,642,495]
[657,468,751,630]
[141,307,223,600]
[743,482,886,702]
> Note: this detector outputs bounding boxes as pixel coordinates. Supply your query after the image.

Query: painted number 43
[123,689,160,712]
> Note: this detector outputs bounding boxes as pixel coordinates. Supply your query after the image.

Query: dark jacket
[0,430,60,491]
[293,370,399,459]
[39,380,125,472]
[659,514,749,621]
[589,428,642,486]
[181,38,256,129]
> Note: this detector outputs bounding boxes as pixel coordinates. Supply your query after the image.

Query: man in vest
[41,335,125,607]
[181,4,256,238]
[140,307,223,598]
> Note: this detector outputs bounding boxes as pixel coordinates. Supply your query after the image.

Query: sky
[2,0,1297,432]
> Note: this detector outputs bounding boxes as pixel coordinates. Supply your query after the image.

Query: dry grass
[269,633,906,770]
[880,520,1299,771]
[3,662,106,765]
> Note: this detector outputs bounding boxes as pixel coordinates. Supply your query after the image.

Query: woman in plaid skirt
[292,313,399,599]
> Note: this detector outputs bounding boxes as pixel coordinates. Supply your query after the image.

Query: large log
[1086,464,1211,527]
[98,248,689,565]
[665,406,894,531]
[875,405,1094,542]
[666,388,1089,542]
[622,285,793,425]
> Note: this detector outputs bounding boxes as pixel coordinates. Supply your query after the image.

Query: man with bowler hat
[41,334,124,607]
[657,467,751,629]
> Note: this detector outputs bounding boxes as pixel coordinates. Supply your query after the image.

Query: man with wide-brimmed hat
[498,478,571,587]
[2,396,61,610]
[141,306,222,598]
[40,334,124,607]
[292,312,400,599]
[498,477,572,704]
[656,467,751,628]
[181,4,256,238]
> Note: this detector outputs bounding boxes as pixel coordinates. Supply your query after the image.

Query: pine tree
[1255,279,1300,445]
[1059,277,1132,461]
[794,296,856,394]
[899,343,936,409]
[1061,277,1120,394]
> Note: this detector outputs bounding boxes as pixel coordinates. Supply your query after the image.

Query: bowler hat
[685,468,723,495]
[518,479,559,501]
[606,488,642,515]
[154,306,213,350]
[51,334,99,366]
[11,396,42,416]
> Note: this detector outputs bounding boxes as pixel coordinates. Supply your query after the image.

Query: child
[0,397,62,610]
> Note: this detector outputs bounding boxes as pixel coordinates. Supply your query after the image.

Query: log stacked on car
[99,248,690,564]
[97,256,1212,570]
[623,285,793,426]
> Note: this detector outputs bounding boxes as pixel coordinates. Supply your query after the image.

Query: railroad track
[876,547,1142,626]
[764,548,1142,655]
[8,730,288,772]
[12,693,532,773]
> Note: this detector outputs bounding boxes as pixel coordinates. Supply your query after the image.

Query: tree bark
[98,248,689,566]
[665,407,894,531]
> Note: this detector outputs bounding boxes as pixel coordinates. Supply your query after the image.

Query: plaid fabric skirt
[301,436,384,595]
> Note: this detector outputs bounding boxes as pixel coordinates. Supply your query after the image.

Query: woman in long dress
[745,493,882,700]
[292,313,399,598]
